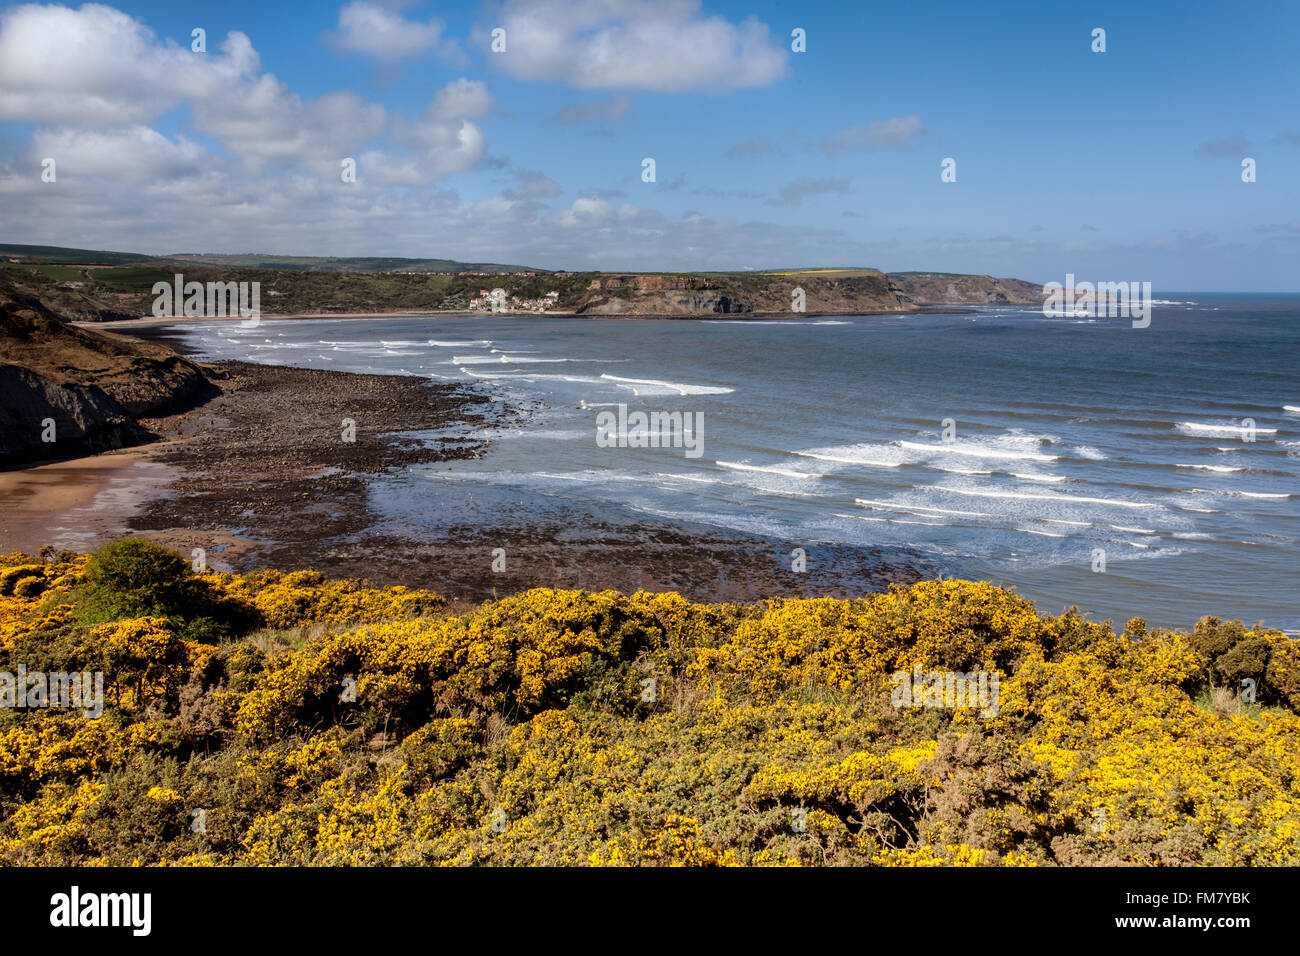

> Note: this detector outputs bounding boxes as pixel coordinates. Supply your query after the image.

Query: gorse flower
[0,546,1297,866]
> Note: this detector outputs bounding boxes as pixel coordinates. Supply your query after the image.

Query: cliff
[888,272,1043,306]
[574,271,906,315]
[0,277,217,467]
[573,270,1043,316]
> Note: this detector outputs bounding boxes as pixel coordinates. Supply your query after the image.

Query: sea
[161,294,1300,633]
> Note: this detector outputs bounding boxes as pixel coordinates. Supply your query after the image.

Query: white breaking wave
[1072,445,1108,460]
[1012,473,1067,482]
[1190,488,1291,499]
[601,374,733,396]
[653,472,725,485]
[897,439,1057,463]
[429,339,492,347]
[1176,422,1278,437]
[835,513,948,527]
[854,498,994,518]
[1110,525,1157,534]
[1176,464,1245,473]
[1283,405,1300,413]
[934,486,1156,509]
[705,319,849,326]
[716,461,824,479]
[794,451,902,468]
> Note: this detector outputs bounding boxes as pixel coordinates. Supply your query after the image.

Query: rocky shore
[113,359,929,602]
[3,302,933,603]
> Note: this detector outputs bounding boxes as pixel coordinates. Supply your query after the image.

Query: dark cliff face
[0,365,144,465]
[0,278,218,468]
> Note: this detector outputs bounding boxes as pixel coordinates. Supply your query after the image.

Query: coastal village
[467,287,561,312]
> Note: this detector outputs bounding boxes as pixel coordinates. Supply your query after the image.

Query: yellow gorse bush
[0,548,1298,866]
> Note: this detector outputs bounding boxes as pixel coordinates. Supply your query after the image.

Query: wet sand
[0,449,176,555]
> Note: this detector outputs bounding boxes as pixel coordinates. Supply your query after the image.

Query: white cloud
[0,2,259,125]
[29,125,209,181]
[554,195,616,227]
[480,0,787,92]
[329,1,459,60]
[0,4,491,184]
[426,78,494,122]
[195,82,388,166]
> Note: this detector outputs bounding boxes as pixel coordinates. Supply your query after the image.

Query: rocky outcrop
[0,365,143,465]
[572,270,1042,316]
[888,273,1043,306]
[575,271,901,315]
[0,276,218,468]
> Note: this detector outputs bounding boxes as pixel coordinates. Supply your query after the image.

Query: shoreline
[2,346,933,600]
[80,302,982,332]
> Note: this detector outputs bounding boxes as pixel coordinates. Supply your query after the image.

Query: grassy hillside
[1,540,1296,866]
[0,243,542,274]
[0,244,155,266]
[2,245,1044,317]
[166,254,543,274]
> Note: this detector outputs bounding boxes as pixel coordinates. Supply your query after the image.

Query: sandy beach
[0,448,176,555]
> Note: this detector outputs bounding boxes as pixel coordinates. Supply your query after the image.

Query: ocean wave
[1016,527,1068,538]
[716,461,824,479]
[835,512,949,527]
[653,472,725,485]
[792,443,903,468]
[601,374,734,396]
[1175,464,1245,473]
[897,439,1057,463]
[1176,422,1278,437]
[1071,445,1108,460]
[1012,473,1067,482]
[934,486,1156,509]
[854,498,994,518]
[1188,488,1291,499]
[793,451,902,468]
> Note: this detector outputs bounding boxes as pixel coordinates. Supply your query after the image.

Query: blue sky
[1,0,1297,288]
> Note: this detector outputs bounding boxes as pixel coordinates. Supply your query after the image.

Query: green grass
[87,266,181,292]
[15,265,85,282]
[0,243,155,265]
